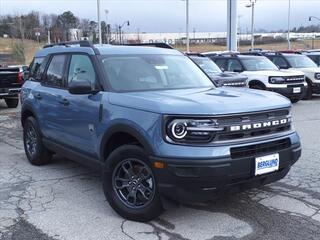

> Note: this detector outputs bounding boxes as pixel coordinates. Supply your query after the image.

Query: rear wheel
[5,98,19,108]
[23,117,52,165]
[103,145,163,222]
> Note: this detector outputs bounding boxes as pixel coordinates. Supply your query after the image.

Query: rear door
[35,54,69,141]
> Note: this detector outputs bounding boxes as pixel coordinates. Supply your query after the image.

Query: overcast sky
[0,0,319,33]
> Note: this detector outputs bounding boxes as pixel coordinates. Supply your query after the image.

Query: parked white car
[204,52,307,103]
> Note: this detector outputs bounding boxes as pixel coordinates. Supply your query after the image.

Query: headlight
[314,73,320,80]
[269,77,286,84]
[166,118,224,143]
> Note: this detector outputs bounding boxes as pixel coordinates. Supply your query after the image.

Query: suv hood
[109,88,291,115]
[243,70,304,77]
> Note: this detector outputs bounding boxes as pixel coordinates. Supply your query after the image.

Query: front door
[57,54,102,157]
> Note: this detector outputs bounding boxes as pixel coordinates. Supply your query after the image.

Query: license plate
[255,153,279,176]
[293,87,301,93]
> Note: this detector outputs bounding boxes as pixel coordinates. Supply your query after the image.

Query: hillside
[1,37,319,66]
[0,38,43,65]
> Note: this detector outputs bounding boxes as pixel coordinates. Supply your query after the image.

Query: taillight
[17,72,23,84]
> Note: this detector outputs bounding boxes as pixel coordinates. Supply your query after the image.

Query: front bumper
[151,141,301,203]
[267,85,307,100]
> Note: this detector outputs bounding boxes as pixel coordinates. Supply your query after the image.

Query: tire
[290,98,300,103]
[250,83,265,90]
[103,145,163,222]
[5,98,19,108]
[23,116,52,165]
[303,83,313,100]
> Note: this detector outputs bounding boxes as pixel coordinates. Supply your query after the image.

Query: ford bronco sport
[246,51,320,100]
[21,41,301,222]
[205,52,307,103]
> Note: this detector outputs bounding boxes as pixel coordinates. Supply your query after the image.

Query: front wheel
[290,98,300,103]
[303,83,313,100]
[103,145,163,222]
[250,84,265,90]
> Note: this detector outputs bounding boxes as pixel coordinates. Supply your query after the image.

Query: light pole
[181,0,190,52]
[246,0,256,50]
[287,0,291,49]
[118,21,130,44]
[105,10,109,44]
[186,0,190,52]
[308,16,320,49]
[97,0,102,44]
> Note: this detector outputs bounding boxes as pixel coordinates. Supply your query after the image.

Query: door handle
[34,93,42,100]
[58,98,70,106]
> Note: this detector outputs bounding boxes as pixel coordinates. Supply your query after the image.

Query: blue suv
[21,41,301,222]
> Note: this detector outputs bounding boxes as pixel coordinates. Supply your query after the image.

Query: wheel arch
[99,124,155,163]
[21,104,37,127]
[249,80,266,89]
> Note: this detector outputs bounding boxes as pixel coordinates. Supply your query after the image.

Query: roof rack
[123,43,173,49]
[185,52,206,57]
[43,40,93,49]
[242,50,284,56]
[278,50,302,54]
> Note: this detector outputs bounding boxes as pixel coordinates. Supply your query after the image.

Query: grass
[0,38,43,65]
[0,37,320,65]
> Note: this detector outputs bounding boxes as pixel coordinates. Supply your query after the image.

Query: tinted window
[214,59,227,70]
[44,55,67,87]
[286,55,317,68]
[241,57,278,71]
[227,59,242,72]
[68,55,97,89]
[191,57,222,74]
[308,55,320,66]
[29,57,44,80]
[272,57,288,68]
[101,55,214,92]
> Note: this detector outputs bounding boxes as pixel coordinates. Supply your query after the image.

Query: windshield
[101,55,214,91]
[190,57,222,75]
[286,55,317,68]
[241,57,279,71]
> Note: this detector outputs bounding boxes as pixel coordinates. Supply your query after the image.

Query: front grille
[230,138,291,159]
[285,75,305,83]
[213,108,292,142]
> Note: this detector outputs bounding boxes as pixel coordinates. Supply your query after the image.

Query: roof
[34,44,182,58]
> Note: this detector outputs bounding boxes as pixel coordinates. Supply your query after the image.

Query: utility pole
[105,10,109,44]
[186,0,190,52]
[97,0,102,44]
[47,29,51,44]
[246,0,256,50]
[227,0,238,51]
[287,0,291,49]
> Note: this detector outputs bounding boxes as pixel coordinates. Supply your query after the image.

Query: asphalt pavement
[1,97,320,240]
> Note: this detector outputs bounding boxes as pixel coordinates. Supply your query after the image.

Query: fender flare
[99,123,155,161]
[249,80,266,89]
[21,103,37,126]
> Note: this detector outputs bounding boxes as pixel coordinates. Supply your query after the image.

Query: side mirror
[68,80,95,95]
[24,70,30,80]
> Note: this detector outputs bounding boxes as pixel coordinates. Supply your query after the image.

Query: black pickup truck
[0,66,23,108]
